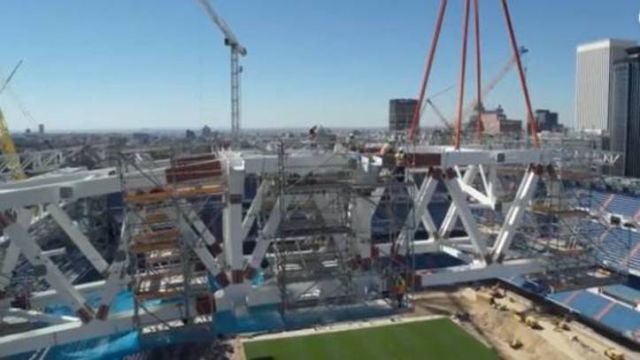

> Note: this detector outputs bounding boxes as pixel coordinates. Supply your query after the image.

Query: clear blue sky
[0,0,638,131]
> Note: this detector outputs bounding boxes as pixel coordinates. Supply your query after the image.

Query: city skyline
[0,0,639,131]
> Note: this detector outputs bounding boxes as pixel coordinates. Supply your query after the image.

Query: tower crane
[425,98,452,130]
[463,46,528,120]
[0,60,26,180]
[419,46,528,132]
[197,0,247,145]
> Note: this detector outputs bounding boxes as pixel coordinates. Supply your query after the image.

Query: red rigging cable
[407,0,448,143]
[454,0,471,150]
[473,0,483,140]
[408,0,539,149]
[499,0,540,148]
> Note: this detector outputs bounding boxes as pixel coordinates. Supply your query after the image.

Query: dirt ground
[411,287,640,360]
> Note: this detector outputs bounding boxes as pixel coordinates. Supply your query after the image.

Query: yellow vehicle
[513,311,542,330]
[604,348,625,360]
[525,316,541,330]
[489,284,506,299]
[509,338,523,349]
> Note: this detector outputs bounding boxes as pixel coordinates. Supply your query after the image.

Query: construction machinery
[509,338,523,350]
[513,311,542,330]
[552,316,571,332]
[0,60,26,180]
[604,348,626,360]
[197,0,247,144]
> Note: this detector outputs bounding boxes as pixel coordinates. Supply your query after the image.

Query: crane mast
[197,0,246,144]
[0,60,26,180]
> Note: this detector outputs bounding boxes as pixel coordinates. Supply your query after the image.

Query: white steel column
[241,181,267,241]
[182,205,217,246]
[439,165,478,238]
[96,222,128,320]
[442,168,488,260]
[492,165,541,263]
[0,241,20,295]
[223,164,245,282]
[396,174,438,252]
[350,189,382,258]
[46,203,108,274]
[246,196,284,271]
[0,211,94,322]
[179,217,224,278]
[96,248,128,320]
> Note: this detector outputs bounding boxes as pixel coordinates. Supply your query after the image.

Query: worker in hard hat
[394,274,407,308]
[394,148,407,182]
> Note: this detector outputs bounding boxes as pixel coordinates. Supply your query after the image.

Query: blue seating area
[603,284,640,307]
[589,191,610,209]
[606,194,640,218]
[598,227,640,271]
[577,219,607,236]
[586,190,640,219]
[503,275,640,344]
[548,290,610,317]
[599,304,640,337]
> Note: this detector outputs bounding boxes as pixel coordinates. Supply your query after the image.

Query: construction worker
[379,141,394,156]
[393,148,407,182]
[395,274,407,309]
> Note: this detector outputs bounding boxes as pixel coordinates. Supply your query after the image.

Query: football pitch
[243,318,499,360]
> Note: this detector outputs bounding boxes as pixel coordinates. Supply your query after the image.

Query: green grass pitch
[243,318,499,360]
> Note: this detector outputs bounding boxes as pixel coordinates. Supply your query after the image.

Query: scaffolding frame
[118,149,223,334]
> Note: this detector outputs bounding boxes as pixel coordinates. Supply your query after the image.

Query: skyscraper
[389,99,417,133]
[611,47,640,178]
[575,39,636,132]
[535,109,560,132]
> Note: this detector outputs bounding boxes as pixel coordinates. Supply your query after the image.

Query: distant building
[201,125,212,138]
[38,124,45,135]
[611,47,640,178]
[469,105,522,137]
[389,99,417,133]
[575,39,636,131]
[132,132,152,144]
[535,109,561,132]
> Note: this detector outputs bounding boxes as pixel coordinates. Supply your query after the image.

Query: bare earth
[233,286,640,360]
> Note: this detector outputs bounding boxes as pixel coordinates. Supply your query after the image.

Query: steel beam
[439,165,478,238]
[396,175,438,252]
[442,169,488,259]
[492,166,540,262]
[0,212,94,322]
[223,165,245,271]
[241,181,267,241]
[46,203,108,274]
[0,241,20,294]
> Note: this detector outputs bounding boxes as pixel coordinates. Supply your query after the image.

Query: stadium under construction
[1,0,640,359]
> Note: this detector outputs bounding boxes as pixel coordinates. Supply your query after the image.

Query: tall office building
[575,39,636,131]
[535,109,560,132]
[611,47,640,178]
[389,99,417,132]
